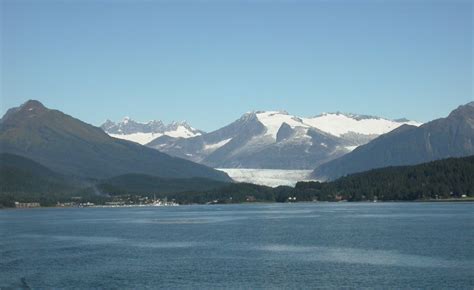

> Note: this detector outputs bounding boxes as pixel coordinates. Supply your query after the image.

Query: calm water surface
[0,203,473,288]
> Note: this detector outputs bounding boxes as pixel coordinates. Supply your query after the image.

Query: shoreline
[2,198,473,210]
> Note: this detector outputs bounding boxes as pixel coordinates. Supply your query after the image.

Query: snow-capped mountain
[147,110,421,170]
[101,117,203,145]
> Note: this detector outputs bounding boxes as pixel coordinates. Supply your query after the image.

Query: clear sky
[1,0,472,131]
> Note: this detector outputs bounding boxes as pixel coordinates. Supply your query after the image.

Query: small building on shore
[15,202,40,208]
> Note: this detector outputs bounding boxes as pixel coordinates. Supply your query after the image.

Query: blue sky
[1,0,472,131]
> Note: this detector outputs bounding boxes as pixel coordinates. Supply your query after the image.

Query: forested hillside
[298,155,474,201]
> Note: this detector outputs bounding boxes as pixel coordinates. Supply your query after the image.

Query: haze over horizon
[1,0,472,131]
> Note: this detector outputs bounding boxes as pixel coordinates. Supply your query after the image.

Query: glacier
[218,168,316,187]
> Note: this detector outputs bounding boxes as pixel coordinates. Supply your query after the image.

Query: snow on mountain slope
[303,113,422,137]
[165,125,202,138]
[204,138,232,151]
[109,132,163,145]
[255,111,422,139]
[101,118,202,145]
[256,111,306,139]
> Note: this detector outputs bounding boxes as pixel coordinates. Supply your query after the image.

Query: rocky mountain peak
[1,100,49,124]
[21,100,46,111]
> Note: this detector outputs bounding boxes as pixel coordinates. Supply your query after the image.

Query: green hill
[0,153,82,207]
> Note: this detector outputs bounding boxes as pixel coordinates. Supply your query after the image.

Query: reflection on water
[19,234,210,249]
[255,244,472,268]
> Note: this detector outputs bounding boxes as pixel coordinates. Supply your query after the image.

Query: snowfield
[110,125,201,145]
[217,168,316,187]
[302,113,421,137]
[256,111,307,139]
[110,132,163,145]
[255,111,422,139]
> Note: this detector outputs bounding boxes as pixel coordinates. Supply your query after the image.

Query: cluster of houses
[14,202,40,208]
[56,201,95,207]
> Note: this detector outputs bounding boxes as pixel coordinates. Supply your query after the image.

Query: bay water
[1,203,472,288]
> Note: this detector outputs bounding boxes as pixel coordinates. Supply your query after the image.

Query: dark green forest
[1,153,473,207]
[295,155,474,202]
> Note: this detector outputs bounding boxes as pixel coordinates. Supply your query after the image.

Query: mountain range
[312,102,474,180]
[0,100,230,182]
[2,99,473,190]
[101,118,203,145]
[100,102,474,184]
[103,111,420,170]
